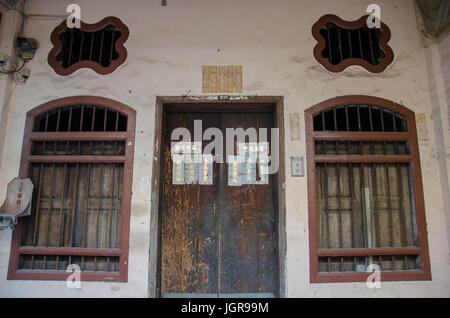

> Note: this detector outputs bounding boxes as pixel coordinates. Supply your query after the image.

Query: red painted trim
[26,155,127,163]
[305,95,432,283]
[8,95,136,283]
[317,247,422,257]
[312,271,430,283]
[18,247,121,256]
[30,132,129,141]
[312,132,410,141]
[48,17,129,76]
[312,14,394,73]
[13,271,124,282]
[313,155,412,163]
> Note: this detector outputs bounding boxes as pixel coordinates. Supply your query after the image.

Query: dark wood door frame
[148,96,286,298]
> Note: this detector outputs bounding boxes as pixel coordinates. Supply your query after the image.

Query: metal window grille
[48,17,129,76]
[57,25,121,68]
[305,96,431,282]
[312,15,394,73]
[8,97,135,282]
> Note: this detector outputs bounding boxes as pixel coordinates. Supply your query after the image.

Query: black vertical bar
[44,112,49,132]
[103,108,108,131]
[91,106,96,132]
[345,105,351,154]
[337,28,343,63]
[114,111,119,154]
[322,112,327,154]
[43,112,49,154]
[333,108,338,153]
[347,30,353,58]
[357,105,363,154]
[98,29,105,65]
[79,105,85,132]
[327,28,333,65]
[68,106,73,131]
[367,28,376,65]
[392,112,399,154]
[368,106,374,132]
[109,30,116,65]
[78,32,84,62]
[67,28,75,66]
[56,108,61,133]
[90,107,96,154]
[380,109,387,155]
[380,108,385,131]
[345,106,350,132]
[53,108,61,155]
[103,109,108,154]
[321,112,326,131]
[115,111,119,132]
[368,106,375,155]
[89,33,95,61]
[66,106,72,153]
[357,29,364,60]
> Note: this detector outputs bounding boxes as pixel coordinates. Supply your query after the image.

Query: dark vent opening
[320,22,385,66]
[313,105,407,132]
[33,105,128,132]
[56,25,121,69]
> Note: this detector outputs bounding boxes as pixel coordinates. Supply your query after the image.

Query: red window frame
[305,95,431,283]
[7,96,136,282]
[48,17,129,76]
[312,14,394,73]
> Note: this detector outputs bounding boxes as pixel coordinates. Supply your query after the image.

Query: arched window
[8,96,136,282]
[305,95,431,283]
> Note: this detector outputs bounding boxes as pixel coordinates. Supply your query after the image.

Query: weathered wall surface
[0,0,449,297]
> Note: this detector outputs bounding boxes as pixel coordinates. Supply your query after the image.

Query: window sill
[311,270,431,283]
[8,270,127,282]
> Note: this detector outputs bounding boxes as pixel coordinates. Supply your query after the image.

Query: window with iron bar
[305,95,431,283]
[312,15,394,73]
[7,96,136,282]
[48,17,129,76]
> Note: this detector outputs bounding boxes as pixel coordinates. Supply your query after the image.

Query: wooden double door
[159,110,278,297]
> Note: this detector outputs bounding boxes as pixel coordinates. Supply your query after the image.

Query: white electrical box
[291,156,304,177]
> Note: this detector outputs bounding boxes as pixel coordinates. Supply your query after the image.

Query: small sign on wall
[291,156,304,177]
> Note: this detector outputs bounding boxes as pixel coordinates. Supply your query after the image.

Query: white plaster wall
[0,0,449,297]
